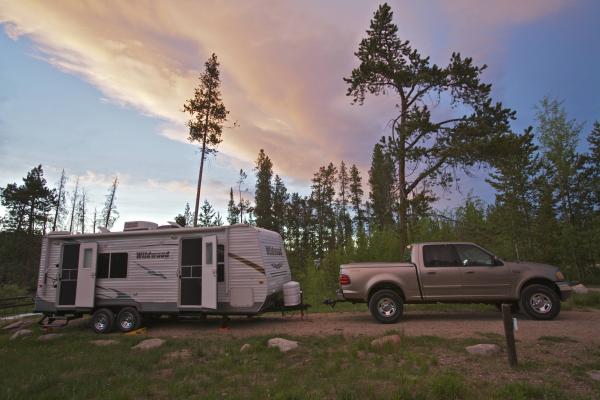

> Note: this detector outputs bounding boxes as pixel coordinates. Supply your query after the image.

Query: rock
[133,338,165,350]
[240,343,252,352]
[465,343,501,356]
[587,370,600,381]
[91,339,118,346]
[9,329,32,340]
[371,334,402,347]
[2,320,32,331]
[267,337,298,353]
[572,284,588,294]
[37,333,63,341]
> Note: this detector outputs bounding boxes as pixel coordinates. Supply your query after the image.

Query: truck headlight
[555,271,565,281]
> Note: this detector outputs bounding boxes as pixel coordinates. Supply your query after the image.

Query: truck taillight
[339,274,351,285]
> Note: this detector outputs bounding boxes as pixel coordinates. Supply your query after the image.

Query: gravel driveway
[147,310,600,343]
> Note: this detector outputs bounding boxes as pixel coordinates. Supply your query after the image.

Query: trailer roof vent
[123,221,158,231]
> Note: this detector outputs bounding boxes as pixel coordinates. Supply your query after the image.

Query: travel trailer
[34,222,303,333]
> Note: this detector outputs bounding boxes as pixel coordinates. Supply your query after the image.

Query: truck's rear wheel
[91,308,114,334]
[520,284,560,320]
[369,289,404,324]
[116,307,142,332]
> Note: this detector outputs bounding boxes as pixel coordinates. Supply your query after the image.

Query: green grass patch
[1,323,598,399]
[564,291,600,310]
[538,335,578,343]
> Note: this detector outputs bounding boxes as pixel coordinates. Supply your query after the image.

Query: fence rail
[0,296,35,317]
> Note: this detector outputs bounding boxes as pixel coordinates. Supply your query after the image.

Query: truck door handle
[426,271,436,275]
[465,270,475,274]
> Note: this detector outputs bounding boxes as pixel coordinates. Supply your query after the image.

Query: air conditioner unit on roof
[123,221,158,231]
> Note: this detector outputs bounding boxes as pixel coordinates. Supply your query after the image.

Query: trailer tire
[369,289,404,324]
[519,284,560,320]
[91,308,115,334]
[116,307,142,332]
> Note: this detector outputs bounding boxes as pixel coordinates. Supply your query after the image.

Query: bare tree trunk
[194,133,208,227]
[69,177,79,233]
[103,176,118,227]
[52,169,66,232]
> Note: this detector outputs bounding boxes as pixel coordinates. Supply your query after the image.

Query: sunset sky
[1,1,599,229]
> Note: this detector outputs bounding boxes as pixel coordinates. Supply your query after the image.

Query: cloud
[0,0,570,186]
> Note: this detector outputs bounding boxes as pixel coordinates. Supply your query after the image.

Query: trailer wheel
[116,307,142,332]
[369,289,404,324]
[520,284,561,320]
[91,308,115,334]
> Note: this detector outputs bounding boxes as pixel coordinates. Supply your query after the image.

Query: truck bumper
[336,288,345,301]
[557,281,573,301]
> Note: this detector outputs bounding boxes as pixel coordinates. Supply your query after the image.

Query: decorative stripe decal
[228,252,266,274]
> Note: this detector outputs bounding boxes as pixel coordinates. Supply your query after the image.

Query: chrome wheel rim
[94,314,108,332]
[377,297,397,317]
[120,312,135,330]
[530,293,552,314]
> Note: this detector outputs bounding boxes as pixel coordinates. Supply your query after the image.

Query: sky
[0,1,599,230]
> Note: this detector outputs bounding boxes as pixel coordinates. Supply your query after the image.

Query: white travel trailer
[34,222,302,333]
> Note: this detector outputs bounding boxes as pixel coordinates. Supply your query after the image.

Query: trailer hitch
[322,298,339,308]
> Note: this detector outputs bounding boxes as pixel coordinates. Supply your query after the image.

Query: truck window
[454,244,495,266]
[423,245,459,267]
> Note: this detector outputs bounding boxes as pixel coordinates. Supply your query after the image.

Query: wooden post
[502,304,518,367]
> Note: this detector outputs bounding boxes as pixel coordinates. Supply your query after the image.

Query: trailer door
[201,235,218,309]
[75,242,98,308]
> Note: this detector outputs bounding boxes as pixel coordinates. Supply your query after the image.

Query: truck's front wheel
[369,289,404,324]
[520,284,561,320]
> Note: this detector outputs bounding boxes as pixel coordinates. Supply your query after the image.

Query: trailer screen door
[75,242,97,308]
[202,235,218,309]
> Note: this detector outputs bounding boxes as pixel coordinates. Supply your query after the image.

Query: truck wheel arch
[367,282,405,303]
[518,278,560,298]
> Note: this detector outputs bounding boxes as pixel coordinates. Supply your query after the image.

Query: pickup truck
[336,242,573,323]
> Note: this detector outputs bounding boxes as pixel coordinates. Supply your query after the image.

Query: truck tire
[91,308,115,334]
[369,289,404,324]
[116,307,142,332]
[519,284,561,320]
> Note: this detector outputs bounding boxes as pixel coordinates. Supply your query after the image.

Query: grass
[1,319,599,399]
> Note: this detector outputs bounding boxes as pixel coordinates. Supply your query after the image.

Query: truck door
[420,244,462,300]
[201,235,218,310]
[454,244,513,298]
[75,242,98,309]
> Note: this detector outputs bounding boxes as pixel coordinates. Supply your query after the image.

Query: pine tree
[227,188,240,225]
[369,140,395,230]
[272,174,288,236]
[486,129,540,259]
[345,3,515,252]
[198,200,216,227]
[337,161,352,245]
[309,163,338,258]
[0,166,54,234]
[349,164,365,232]
[174,203,193,227]
[183,53,230,227]
[254,149,274,229]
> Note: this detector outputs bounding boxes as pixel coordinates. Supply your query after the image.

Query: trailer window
[97,254,110,278]
[181,238,202,266]
[217,245,225,282]
[96,252,128,279]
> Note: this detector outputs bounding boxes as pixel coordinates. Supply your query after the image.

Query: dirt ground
[145,309,600,342]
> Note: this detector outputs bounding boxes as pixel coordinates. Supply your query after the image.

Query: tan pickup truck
[336,242,573,323]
